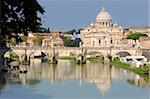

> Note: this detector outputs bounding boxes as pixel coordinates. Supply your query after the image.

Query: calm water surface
[0,59,149,99]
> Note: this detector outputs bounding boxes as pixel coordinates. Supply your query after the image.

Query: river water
[0,59,149,99]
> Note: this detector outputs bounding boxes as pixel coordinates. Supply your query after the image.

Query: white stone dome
[96,6,112,22]
[90,22,94,26]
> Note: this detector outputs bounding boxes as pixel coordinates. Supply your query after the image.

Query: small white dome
[96,6,112,22]
[113,22,118,27]
[90,22,94,26]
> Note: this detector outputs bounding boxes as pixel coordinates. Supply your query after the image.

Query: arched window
[99,40,101,44]
[110,38,113,44]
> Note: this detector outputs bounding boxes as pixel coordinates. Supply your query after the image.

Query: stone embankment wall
[142,49,150,62]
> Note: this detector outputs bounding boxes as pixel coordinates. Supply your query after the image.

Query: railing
[140,49,150,51]
[8,46,144,50]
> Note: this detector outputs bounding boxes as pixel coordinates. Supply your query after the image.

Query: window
[99,40,101,44]
[93,41,95,46]
[110,38,113,44]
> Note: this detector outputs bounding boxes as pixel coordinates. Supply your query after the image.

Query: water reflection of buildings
[0,74,7,94]
[27,60,112,96]
[1,59,149,95]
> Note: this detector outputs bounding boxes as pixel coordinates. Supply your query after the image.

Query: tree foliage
[64,29,77,35]
[64,39,81,47]
[37,27,50,33]
[64,29,82,35]
[0,0,45,36]
[33,35,43,46]
[0,37,6,47]
[127,33,148,40]
[20,36,27,42]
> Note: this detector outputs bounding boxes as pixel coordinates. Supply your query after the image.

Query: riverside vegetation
[48,56,104,64]
[112,58,150,82]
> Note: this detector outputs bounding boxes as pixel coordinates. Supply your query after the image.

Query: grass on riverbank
[112,59,150,81]
[48,60,58,64]
[57,56,104,64]
[87,57,104,63]
[5,53,19,59]
[112,58,132,69]
[59,56,76,60]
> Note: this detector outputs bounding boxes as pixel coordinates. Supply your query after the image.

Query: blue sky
[38,0,149,31]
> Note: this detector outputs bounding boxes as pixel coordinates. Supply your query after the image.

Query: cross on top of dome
[101,6,107,12]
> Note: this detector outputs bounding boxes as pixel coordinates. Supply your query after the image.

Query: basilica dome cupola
[96,6,112,27]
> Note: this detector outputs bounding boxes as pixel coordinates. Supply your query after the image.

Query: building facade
[80,6,124,47]
[129,27,150,36]
[139,37,150,49]
[42,31,64,47]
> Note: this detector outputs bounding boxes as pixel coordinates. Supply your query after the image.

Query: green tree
[64,29,83,35]
[20,36,27,42]
[64,38,81,47]
[9,37,17,46]
[0,36,6,47]
[33,35,43,46]
[64,29,77,35]
[0,0,45,37]
[127,33,148,40]
[36,27,50,33]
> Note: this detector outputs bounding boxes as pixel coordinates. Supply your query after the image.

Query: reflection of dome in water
[84,64,112,97]
[96,83,111,96]
[86,78,111,97]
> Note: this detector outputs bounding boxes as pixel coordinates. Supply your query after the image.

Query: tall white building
[80,6,124,47]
